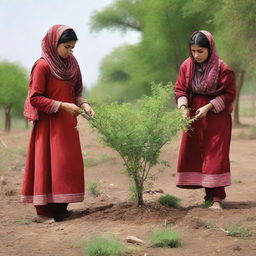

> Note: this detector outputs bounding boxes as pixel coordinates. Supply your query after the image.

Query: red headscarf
[42,24,81,81]
[189,30,221,94]
[24,25,82,121]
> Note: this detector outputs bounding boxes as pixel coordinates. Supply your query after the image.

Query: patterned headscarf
[24,25,82,121]
[189,30,220,94]
[42,24,81,81]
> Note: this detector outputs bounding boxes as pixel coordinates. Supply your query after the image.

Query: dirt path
[0,116,255,256]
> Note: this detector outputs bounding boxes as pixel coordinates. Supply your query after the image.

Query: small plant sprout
[88,182,100,197]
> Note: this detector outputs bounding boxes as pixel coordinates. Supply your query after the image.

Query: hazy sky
[0,0,140,88]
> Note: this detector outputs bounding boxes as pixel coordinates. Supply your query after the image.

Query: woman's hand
[60,102,82,116]
[195,103,213,119]
[81,103,95,117]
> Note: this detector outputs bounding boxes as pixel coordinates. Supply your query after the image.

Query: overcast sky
[0,0,140,89]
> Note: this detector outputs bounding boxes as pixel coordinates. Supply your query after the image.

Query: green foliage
[90,0,144,33]
[89,0,214,101]
[0,60,28,131]
[0,60,28,114]
[149,227,182,248]
[88,182,100,197]
[158,194,181,208]
[226,225,251,238]
[83,84,190,206]
[83,234,126,256]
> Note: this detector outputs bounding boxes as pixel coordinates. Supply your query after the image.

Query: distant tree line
[89,0,256,126]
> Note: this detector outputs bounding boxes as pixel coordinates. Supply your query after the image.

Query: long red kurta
[174,58,236,189]
[21,59,85,205]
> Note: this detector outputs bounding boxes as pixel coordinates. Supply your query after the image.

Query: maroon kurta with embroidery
[21,59,84,205]
[174,58,236,189]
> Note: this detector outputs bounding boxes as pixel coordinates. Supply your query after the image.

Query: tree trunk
[233,69,245,127]
[4,105,12,132]
[134,176,144,207]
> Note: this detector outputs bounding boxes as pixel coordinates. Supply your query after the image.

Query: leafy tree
[184,0,256,125]
[91,0,256,124]
[90,0,213,101]
[83,84,190,206]
[213,0,256,126]
[0,61,28,132]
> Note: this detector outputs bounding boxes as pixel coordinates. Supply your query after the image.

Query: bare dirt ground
[0,114,255,256]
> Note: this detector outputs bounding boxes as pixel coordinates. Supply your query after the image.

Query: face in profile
[190,44,209,63]
[57,40,76,59]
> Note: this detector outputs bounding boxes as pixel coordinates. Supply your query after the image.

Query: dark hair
[189,31,210,50]
[57,29,78,45]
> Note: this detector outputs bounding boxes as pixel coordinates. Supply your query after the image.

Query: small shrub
[82,83,190,206]
[158,194,181,208]
[226,226,251,238]
[149,227,182,248]
[88,182,100,197]
[84,235,126,256]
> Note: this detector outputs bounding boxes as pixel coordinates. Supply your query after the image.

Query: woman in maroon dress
[21,25,94,221]
[174,30,236,210]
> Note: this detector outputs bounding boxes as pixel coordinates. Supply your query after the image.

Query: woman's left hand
[195,103,213,119]
[80,103,95,117]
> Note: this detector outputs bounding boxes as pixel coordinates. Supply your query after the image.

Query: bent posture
[22,25,94,221]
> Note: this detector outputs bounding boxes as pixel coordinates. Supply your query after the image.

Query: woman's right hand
[59,102,82,116]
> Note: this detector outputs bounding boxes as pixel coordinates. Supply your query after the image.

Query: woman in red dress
[21,25,94,221]
[174,30,236,210]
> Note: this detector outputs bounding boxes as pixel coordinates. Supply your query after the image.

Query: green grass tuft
[88,182,100,197]
[84,235,126,256]
[158,194,181,208]
[149,227,182,248]
[226,225,251,238]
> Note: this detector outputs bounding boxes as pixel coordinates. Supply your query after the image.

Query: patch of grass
[233,179,242,184]
[12,219,33,225]
[149,227,182,248]
[83,234,126,256]
[200,220,215,229]
[158,194,181,208]
[84,154,111,167]
[88,182,100,197]
[226,225,251,238]
[201,200,213,208]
